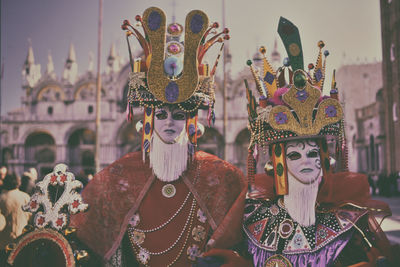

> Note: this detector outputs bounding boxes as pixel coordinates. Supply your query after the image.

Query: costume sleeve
[334,214,397,266]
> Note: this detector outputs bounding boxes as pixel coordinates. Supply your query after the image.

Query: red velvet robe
[70,151,246,265]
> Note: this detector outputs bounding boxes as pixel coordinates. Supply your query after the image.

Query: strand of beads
[133,191,192,233]
[133,196,196,256]
[166,198,196,267]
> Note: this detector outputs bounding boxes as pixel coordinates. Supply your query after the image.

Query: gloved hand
[202,248,252,267]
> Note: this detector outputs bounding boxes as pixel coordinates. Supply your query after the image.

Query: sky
[0,0,382,115]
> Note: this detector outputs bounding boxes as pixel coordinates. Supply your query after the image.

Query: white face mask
[285,140,322,185]
[154,106,187,144]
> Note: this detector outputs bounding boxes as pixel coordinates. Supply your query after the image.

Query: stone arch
[74,82,105,101]
[117,119,142,158]
[63,124,94,145]
[24,131,56,167]
[36,85,65,102]
[66,128,95,174]
[198,127,224,158]
[234,128,250,172]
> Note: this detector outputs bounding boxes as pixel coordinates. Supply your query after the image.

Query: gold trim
[268,82,343,136]
[143,8,209,103]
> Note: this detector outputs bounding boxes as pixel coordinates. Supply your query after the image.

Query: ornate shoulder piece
[7,164,89,267]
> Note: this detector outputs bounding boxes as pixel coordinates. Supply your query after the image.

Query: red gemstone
[72,200,80,208]
[56,218,64,227]
[50,175,57,183]
[30,200,37,209]
[60,174,67,183]
[38,216,45,225]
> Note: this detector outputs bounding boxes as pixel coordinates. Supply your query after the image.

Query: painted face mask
[153,106,187,144]
[285,140,322,184]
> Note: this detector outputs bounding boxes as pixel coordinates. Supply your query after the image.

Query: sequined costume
[244,172,393,267]
[70,151,245,266]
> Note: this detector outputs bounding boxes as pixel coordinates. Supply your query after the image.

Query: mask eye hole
[172,111,186,120]
[307,149,320,158]
[155,110,168,120]
[287,151,301,161]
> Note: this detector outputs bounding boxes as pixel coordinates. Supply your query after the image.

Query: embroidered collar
[243,198,367,254]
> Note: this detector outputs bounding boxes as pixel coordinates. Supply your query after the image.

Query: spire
[88,51,94,73]
[45,51,56,78]
[22,39,41,88]
[106,43,121,73]
[270,39,281,63]
[62,43,78,84]
[26,42,35,65]
[67,43,77,62]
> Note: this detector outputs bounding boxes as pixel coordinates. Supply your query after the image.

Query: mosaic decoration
[23,164,88,231]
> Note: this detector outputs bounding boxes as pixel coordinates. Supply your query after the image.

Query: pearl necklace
[133,191,192,233]
[129,196,196,256]
[128,160,202,265]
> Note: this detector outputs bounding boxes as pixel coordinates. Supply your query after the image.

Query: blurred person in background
[0,173,31,249]
[0,166,8,193]
[20,167,38,196]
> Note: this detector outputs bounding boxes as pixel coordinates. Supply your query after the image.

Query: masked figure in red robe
[238,17,397,267]
[68,7,246,267]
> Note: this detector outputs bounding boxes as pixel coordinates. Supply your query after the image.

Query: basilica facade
[1,43,281,179]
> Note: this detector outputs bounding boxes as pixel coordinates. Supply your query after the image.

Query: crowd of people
[0,166,35,261]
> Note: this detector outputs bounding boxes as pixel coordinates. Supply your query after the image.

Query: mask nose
[165,113,174,127]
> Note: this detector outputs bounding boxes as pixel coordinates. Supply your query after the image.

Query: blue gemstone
[144,122,151,134]
[188,124,196,136]
[190,14,203,34]
[315,69,323,82]
[165,82,179,102]
[283,57,290,67]
[148,11,161,31]
[264,72,275,85]
[146,107,152,116]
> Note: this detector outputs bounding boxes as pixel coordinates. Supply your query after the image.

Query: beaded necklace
[127,159,202,265]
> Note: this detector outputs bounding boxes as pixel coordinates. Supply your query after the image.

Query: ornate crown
[121,7,229,122]
[246,17,344,149]
[245,17,347,195]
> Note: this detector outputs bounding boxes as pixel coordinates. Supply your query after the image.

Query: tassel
[207,105,212,127]
[247,149,256,192]
[211,110,216,125]
[126,102,134,122]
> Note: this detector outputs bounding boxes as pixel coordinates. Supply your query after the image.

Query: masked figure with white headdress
[241,17,397,267]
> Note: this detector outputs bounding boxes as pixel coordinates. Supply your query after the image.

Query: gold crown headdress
[245,17,347,195]
[121,7,229,156]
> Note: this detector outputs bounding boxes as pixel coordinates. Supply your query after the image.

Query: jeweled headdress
[121,7,229,154]
[245,17,347,195]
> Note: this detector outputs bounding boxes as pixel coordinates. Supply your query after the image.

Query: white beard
[283,171,322,226]
[149,129,189,182]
